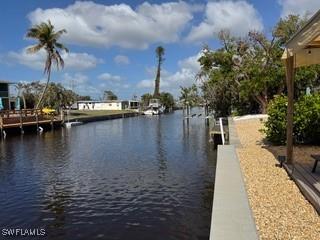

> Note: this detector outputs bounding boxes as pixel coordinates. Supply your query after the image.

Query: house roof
[0,80,16,84]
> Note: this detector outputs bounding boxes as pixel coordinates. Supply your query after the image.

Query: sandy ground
[235,119,320,240]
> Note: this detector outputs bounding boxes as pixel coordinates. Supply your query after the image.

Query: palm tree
[153,46,165,98]
[15,82,27,109]
[26,20,68,109]
[179,84,199,115]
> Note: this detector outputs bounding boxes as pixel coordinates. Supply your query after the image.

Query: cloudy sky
[1,0,320,99]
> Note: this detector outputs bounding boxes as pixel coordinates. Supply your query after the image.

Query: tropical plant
[26,20,68,109]
[179,84,199,107]
[198,15,320,116]
[16,81,86,109]
[153,46,165,98]
[15,82,27,109]
[159,92,175,111]
[141,93,153,107]
[264,93,320,145]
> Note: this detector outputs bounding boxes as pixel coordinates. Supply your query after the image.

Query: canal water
[0,110,216,240]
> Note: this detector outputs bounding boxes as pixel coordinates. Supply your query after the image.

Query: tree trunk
[22,95,26,109]
[255,95,268,114]
[153,59,161,98]
[36,70,51,109]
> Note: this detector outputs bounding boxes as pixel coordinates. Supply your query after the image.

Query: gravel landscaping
[235,118,320,240]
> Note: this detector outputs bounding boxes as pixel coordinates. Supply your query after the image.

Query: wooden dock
[0,109,62,137]
[210,118,229,148]
[283,161,320,214]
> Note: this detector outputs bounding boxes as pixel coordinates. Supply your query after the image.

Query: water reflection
[0,110,216,240]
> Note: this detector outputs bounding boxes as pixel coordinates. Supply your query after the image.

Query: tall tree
[159,92,175,111]
[26,20,68,109]
[103,90,118,100]
[153,46,165,98]
[141,93,153,107]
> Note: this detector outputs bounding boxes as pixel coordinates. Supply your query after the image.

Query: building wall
[0,83,9,110]
[78,102,124,110]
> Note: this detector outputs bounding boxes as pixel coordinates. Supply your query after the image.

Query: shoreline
[65,110,140,123]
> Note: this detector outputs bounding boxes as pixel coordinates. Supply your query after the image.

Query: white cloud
[278,0,320,17]
[186,1,263,42]
[7,48,102,71]
[62,72,101,96]
[178,52,202,73]
[63,72,88,85]
[97,73,131,93]
[137,52,202,96]
[114,55,130,65]
[98,72,122,82]
[28,1,193,49]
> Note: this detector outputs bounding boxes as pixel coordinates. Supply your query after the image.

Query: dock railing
[0,109,60,128]
[218,117,229,145]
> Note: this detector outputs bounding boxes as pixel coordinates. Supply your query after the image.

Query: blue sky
[0,0,320,100]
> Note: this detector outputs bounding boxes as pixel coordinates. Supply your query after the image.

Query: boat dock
[210,118,229,148]
[0,109,62,137]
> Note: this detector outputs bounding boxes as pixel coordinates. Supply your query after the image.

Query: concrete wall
[210,145,258,240]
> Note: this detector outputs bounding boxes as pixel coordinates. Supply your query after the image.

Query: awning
[282,9,320,68]
[282,9,320,164]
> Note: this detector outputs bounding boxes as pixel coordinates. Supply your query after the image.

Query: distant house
[128,100,140,110]
[77,100,140,111]
[77,100,128,110]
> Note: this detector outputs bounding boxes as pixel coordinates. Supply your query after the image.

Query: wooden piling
[50,114,54,131]
[19,109,24,134]
[0,115,3,139]
[35,109,39,131]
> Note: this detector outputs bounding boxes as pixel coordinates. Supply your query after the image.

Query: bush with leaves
[264,95,288,145]
[264,94,320,145]
[294,94,320,143]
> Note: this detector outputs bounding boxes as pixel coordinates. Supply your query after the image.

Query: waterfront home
[77,100,140,111]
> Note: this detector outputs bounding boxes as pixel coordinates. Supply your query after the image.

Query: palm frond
[26,44,44,53]
[52,29,67,40]
[54,42,69,53]
[44,54,52,75]
[52,50,65,70]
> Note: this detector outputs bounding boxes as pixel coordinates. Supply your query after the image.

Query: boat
[64,121,83,128]
[143,99,165,115]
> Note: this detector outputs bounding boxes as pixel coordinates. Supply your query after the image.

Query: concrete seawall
[68,112,140,123]
[209,118,258,240]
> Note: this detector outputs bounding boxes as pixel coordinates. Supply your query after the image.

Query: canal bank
[65,110,140,123]
[210,117,259,240]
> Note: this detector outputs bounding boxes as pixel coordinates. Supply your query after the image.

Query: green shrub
[294,94,320,144]
[264,93,320,145]
[264,95,288,145]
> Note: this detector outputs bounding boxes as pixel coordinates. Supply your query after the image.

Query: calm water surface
[0,110,216,240]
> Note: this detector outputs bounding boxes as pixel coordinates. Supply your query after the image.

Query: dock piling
[19,109,24,134]
[35,109,39,131]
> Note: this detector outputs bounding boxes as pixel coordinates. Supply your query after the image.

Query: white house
[77,100,141,111]
[77,100,127,110]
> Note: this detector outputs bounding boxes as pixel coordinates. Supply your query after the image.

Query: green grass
[67,110,135,121]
